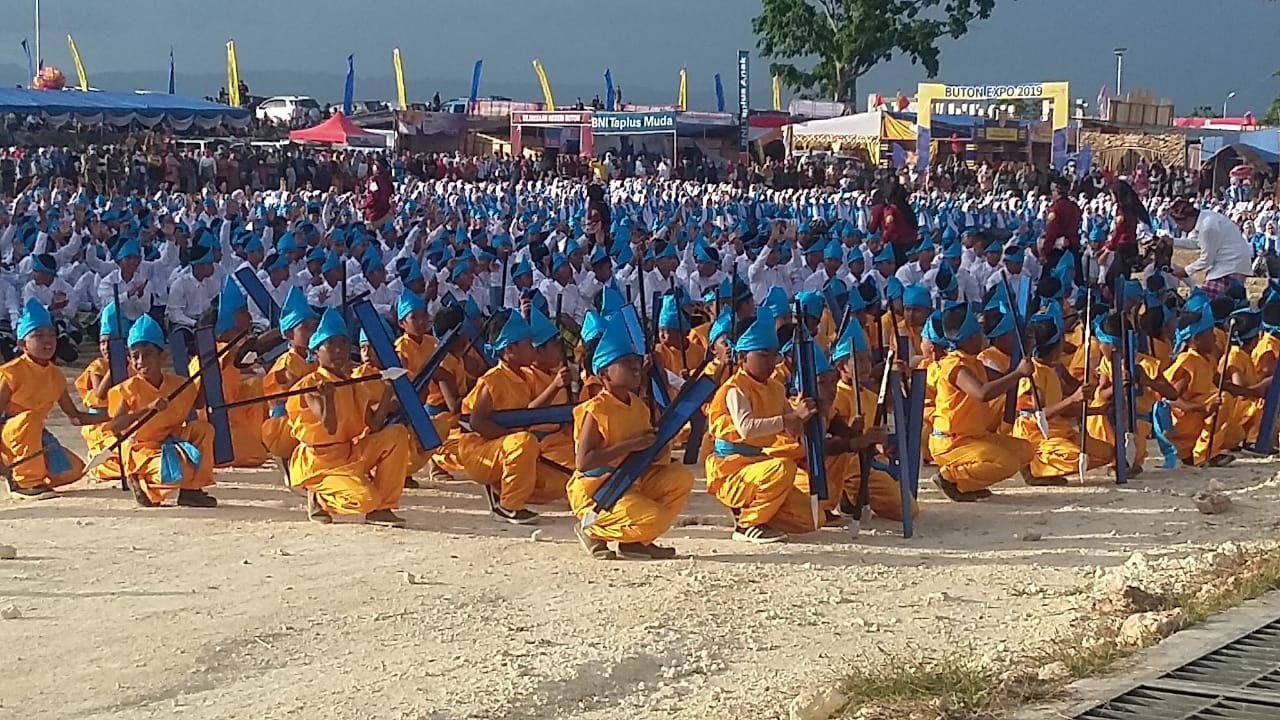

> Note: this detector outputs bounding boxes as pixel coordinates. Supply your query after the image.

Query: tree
[1266,69,1280,126]
[1188,105,1219,118]
[752,0,998,106]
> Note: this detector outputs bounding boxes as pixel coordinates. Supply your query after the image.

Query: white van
[255,96,323,126]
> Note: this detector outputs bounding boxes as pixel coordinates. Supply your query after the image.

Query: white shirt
[1184,210,1253,282]
[166,268,222,328]
[747,252,792,303]
[96,267,152,321]
[23,278,76,320]
[539,278,588,325]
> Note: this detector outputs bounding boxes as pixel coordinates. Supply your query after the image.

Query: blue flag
[714,73,725,113]
[343,54,355,116]
[604,68,614,111]
[20,39,33,83]
[469,59,483,105]
[1076,145,1092,179]
[167,46,175,95]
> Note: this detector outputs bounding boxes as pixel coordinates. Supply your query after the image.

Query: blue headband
[943,303,981,344]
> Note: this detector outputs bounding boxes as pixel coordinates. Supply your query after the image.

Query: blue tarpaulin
[0,88,250,130]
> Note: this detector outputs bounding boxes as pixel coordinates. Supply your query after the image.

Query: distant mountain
[0,62,693,109]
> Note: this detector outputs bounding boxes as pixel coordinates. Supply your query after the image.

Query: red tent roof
[288,112,378,143]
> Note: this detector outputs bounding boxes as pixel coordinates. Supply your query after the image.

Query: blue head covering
[580,309,605,344]
[813,348,834,375]
[276,231,299,253]
[527,307,561,347]
[942,302,982,344]
[127,312,165,349]
[694,244,717,264]
[734,307,780,353]
[708,307,733,346]
[942,242,962,260]
[600,286,625,314]
[1092,312,1120,346]
[1231,308,1262,343]
[873,245,895,264]
[922,312,952,352]
[114,238,141,261]
[489,311,534,353]
[511,259,533,279]
[215,276,247,336]
[309,308,348,351]
[885,276,905,302]
[189,243,214,266]
[985,240,1003,254]
[795,290,824,320]
[763,285,791,319]
[822,241,844,262]
[264,252,289,273]
[1028,311,1062,357]
[831,317,869,361]
[98,301,133,338]
[985,305,1015,339]
[658,294,687,330]
[31,254,56,274]
[903,284,932,309]
[16,298,53,340]
[320,252,341,274]
[591,316,641,375]
[396,288,426,321]
[279,286,318,333]
[1004,246,1025,264]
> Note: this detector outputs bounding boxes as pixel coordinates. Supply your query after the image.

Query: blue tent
[0,88,250,130]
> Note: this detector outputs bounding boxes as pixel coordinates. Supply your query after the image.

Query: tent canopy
[792,111,882,138]
[0,88,249,130]
[289,113,379,143]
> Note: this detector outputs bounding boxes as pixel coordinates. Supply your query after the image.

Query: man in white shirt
[95,239,152,322]
[1169,199,1253,297]
[166,247,221,331]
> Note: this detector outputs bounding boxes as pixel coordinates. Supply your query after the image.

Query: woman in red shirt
[1101,179,1151,289]
[360,158,393,225]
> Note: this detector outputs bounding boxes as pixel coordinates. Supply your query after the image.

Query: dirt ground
[4,367,1280,720]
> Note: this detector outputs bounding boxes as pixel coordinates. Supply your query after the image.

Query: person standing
[1168,198,1253,297]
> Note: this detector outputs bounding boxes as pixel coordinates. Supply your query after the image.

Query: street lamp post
[1113,47,1127,97]
[34,0,41,69]
[1223,91,1237,119]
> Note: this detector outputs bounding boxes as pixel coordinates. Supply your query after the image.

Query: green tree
[1188,105,1219,118]
[752,0,998,106]
[1266,69,1280,125]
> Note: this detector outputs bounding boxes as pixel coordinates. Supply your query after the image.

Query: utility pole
[1113,47,1127,98]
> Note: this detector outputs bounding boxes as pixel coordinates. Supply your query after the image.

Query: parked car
[255,96,323,127]
[349,100,391,116]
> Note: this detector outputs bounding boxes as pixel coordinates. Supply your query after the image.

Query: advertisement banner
[510,111,590,126]
[737,50,750,154]
[396,111,467,137]
[590,111,676,135]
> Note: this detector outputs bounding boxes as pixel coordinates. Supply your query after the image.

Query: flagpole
[33,0,41,68]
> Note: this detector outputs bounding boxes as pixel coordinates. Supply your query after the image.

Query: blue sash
[425,403,449,417]
[40,429,72,475]
[159,436,202,485]
[269,401,287,418]
[1149,400,1179,469]
[712,439,764,457]
[581,466,613,478]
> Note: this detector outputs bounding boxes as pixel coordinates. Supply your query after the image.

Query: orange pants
[569,464,694,544]
[706,454,820,533]
[81,421,123,481]
[929,433,1035,494]
[460,431,568,510]
[288,425,409,515]
[124,421,215,505]
[825,452,919,521]
[2,410,85,490]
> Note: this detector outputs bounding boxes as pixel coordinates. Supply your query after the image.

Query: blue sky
[2,0,1276,114]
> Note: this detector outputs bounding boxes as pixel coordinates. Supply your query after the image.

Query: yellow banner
[66,35,88,90]
[531,58,555,111]
[678,68,687,111]
[772,75,781,112]
[393,48,407,110]
[226,39,241,107]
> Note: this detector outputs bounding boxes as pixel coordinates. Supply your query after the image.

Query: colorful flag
[1097,85,1109,119]
[226,40,241,107]
[678,68,687,111]
[604,69,614,111]
[532,58,555,110]
[873,93,885,109]
[393,48,407,109]
[714,73,725,113]
[772,74,781,112]
[67,35,88,90]
[167,46,175,94]
[19,39,33,82]
[895,91,909,111]
[469,59,483,108]
[343,54,355,116]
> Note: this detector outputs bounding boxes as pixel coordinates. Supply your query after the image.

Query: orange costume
[74,357,123,481]
[108,374,214,505]
[0,354,86,489]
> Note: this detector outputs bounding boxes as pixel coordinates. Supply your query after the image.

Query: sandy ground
[4,369,1280,720]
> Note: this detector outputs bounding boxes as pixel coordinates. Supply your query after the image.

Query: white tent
[791,110,883,138]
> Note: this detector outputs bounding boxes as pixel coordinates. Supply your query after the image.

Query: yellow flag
[393,48,408,110]
[226,40,241,107]
[531,58,555,111]
[678,68,687,111]
[772,75,781,112]
[66,35,88,90]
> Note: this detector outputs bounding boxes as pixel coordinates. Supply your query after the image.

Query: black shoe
[403,477,420,489]
[822,510,845,528]
[365,509,407,528]
[307,492,332,524]
[119,477,130,493]
[640,543,677,559]
[1024,475,1070,487]
[177,489,217,508]
[1128,464,1144,477]
[493,504,539,525]
[1240,445,1272,458]
[731,524,788,544]
[482,484,500,512]
[124,476,156,507]
[1208,453,1236,468]
[931,473,986,503]
[616,542,656,561]
[6,480,56,500]
[838,495,856,515]
[574,525,616,560]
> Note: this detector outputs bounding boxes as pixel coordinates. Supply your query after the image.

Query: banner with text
[590,110,677,135]
[737,50,750,155]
